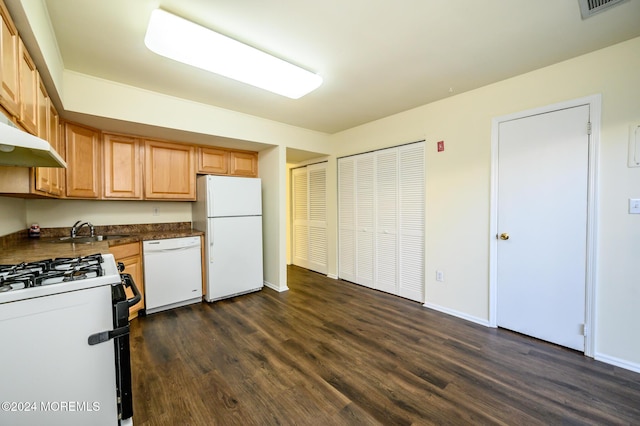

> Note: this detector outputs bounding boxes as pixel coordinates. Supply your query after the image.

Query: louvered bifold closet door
[307,163,328,274]
[355,153,375,288]
[338,158,356,282]
[375,148,398,294]
[292,167,309,269]
[398,142,425,302]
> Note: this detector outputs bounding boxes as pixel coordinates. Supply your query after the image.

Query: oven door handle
[120,272,141,308]
[87,325,129,345]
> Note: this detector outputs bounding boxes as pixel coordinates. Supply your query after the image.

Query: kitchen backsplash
[0,222,193,249]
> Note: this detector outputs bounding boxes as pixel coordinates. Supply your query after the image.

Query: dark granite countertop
[0,222,204,264]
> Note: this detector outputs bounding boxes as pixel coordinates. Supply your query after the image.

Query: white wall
[259,146,288,291]
[329,37,640,369]
[0,196,27,236]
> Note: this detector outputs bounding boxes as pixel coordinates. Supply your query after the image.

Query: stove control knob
[117,262,125,273]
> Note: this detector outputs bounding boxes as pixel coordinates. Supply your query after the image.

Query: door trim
[489,94,601,357]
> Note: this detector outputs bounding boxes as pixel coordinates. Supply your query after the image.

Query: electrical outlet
[153,207,160,216]
[436,270,444,282]
[630,198,640,214]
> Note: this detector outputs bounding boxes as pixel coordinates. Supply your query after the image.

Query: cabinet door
[110,243,145,319]
[47,102,63,196]
[144,139,195,200]
[198,147,228,174]
[0,1,18,117]
[103,133,142,199]
[34,78,51,194]
[18,39,37,135]
[229,150,258,177]
[65,122,101,198]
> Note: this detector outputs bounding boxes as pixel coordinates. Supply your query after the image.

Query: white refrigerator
[193,175,264,302]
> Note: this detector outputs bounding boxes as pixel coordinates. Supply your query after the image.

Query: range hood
[0,113,66,168]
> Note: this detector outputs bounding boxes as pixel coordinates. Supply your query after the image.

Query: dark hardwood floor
[129,265,640,425]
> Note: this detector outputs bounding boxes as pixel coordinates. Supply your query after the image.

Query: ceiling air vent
[578,0,630,19]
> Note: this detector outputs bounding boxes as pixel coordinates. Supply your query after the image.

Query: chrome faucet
[70,220,95,238]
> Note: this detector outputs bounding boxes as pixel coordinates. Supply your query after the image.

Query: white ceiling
[26,1,640,135]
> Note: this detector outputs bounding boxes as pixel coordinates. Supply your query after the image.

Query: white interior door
[355,153,375,288]
[292,167,309,268]
[338,158,356,282]
[308,163,328,274]
[497,105,590,351]
[375,148,398,294]
[398,143,425,302]
[292,163,328,274]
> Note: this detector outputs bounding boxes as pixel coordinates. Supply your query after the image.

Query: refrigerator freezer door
[207,175,262,217]
[206,216,263,301]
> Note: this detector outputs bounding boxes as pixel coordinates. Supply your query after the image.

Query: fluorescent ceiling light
[145,9,322,99]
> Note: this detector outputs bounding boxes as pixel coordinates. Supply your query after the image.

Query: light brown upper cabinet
[103,133,143,199]
[144,139,195,200]
[0,0,19,118]
[197,146,229,174]
[47,101,63,196]
[33,77,51,193]
[17,39,36,135]
[65,122,101,198]
[229,150,258,177]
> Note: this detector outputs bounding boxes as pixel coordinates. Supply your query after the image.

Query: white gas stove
[0,253,137,425]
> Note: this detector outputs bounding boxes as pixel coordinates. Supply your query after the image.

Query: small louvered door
[355,153,375,288]
[307,163,328,274]
[375,148,398,294]
[292,163,328,274]
[338,158,356,282]
[398,143,425,302]
[292,167,309,268]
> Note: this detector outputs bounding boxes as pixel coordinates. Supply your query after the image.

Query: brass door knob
[499,233,510,240]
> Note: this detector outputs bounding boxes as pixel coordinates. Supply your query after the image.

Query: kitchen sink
[52,235,131,244]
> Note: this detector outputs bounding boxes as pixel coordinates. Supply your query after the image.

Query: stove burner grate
[0,254,105,292]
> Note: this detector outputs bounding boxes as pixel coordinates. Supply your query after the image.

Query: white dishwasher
[143,236,203,314]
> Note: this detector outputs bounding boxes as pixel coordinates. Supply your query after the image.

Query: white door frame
[489,94,601,357]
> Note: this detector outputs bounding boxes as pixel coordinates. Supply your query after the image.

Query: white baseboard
[594,352,640,374]
[263,281,289,293]
[327,273,338,279]
[422,302,492,327]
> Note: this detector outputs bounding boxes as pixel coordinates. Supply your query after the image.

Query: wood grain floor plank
[129,265,640,425]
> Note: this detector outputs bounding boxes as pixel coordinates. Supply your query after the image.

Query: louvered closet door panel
[308,163,328,274]
[355,153,375,288]
[338,158,356,282]
[375,148,398,294]
[398,142,425,302]
[292,168,309,269]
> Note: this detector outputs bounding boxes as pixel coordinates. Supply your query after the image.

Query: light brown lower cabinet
[110,242,145,320]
